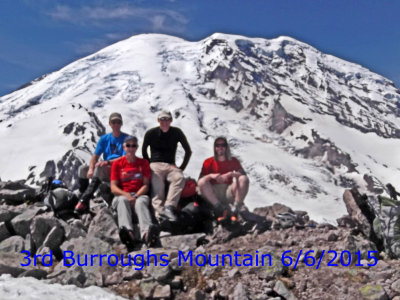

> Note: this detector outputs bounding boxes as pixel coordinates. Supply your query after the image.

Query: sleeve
[233,158,246,175]
[94,135,105,156]
[177,128,192,170]
[110,160,120,182]
[199,159,210,178]
[141,131,150,161]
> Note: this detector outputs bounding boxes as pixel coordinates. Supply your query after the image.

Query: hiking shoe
[143,224,160,247]
[160,205,178,222]
[74,201,89,214]
[119,227,137,251]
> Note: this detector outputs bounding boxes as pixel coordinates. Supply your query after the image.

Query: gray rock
[391,279,400,293]
[233,282,249,300]
[228,267,240,278]
[0,252,31,277]
[11,207,44,237]
[161,233,207,251]
[31,216,63,250]
[122,268,142,280]
[87,207,119,244]
[0,235,25,253]
[60,235,113,257]
[0,208,19,222]
[274,280,298,300]
[0,188,36,205]
[24,234,33,254]
[170,275,183,289]
[140,278,157,299]
[18,269,48,280]
[43,225,65,251]
[188,288,207,300]
[153,284,171,299]
[64,219,87,240]
[359,284,389,300]
[0,222,11,243]
[147,264,172,283]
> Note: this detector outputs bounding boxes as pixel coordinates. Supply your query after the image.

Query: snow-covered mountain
[1,33,399,223]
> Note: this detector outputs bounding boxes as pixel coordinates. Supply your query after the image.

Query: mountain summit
[0,33,399,222]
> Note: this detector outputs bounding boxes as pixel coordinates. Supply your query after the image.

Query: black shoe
[160,205,178,222]
[143,224,160,247]
[119,226,136,251]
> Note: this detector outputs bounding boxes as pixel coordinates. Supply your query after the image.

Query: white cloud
[47,4,189,29]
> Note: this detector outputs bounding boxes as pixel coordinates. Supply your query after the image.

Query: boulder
[0,236,25,253]
[0,222,12,243]
[88,207,119,245]
[11,207,45,237]
[30,216,63,250]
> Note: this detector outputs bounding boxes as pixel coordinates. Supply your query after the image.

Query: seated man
[142,110,192,222]
[75,112,128,213]
[197,136,249,222]
[110,135,159,249]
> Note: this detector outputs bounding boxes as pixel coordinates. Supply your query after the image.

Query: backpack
[372,195,400,258]
[41,177,79,218]
[180,177,197,199]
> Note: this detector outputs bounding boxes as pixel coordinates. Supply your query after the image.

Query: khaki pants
[112,195,153,240]
[150,162,185,216]
[78,164,111,182]
[212,183,234,204]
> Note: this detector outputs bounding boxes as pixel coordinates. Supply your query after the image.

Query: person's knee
[135,195,150,209]
[78,164,89,178]
[239,175,249,186]
[197,177,208,188]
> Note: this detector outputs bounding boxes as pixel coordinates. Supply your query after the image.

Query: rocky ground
[0,180,400,299]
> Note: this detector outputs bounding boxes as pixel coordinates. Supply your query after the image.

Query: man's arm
[142,131,150,161]
[110,180,133,199]
[135,177,149,197]
[87,154,100,178]
[178,129,192,170]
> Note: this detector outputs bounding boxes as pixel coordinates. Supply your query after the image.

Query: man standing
[198,136,249,222]
[111,136,159,249]
[75,112,128,213]
[142,110,192,222]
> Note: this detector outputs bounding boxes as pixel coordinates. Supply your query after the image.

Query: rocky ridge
[0,179,399,299]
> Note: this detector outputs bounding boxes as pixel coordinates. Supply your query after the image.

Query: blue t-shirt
[94,132,128,161]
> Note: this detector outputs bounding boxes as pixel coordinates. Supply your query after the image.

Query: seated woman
[110,135,159,249]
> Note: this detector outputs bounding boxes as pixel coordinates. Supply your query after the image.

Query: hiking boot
[74,201,89,214]
[143,224,160,247]
[160,205,178,222]
[213,203,231,223]
[119,226,137,251]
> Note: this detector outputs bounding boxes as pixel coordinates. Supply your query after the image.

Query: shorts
[212,183,234,204]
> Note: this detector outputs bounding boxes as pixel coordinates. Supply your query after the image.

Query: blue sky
[1,0,400,96]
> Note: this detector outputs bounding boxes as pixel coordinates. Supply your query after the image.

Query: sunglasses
[125,143,138,148]
[159,117,172,121]
[111,120,122,124]
[215,143,227,148]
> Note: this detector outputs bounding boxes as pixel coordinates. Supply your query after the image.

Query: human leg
[231,175,249,205]
[150,163,167,217]
[112,195,140,248]
[165,166,185,208]
[134,195,159,247]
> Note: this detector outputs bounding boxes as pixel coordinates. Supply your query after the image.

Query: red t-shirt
[110,156,151,193]
[200,157,244,185]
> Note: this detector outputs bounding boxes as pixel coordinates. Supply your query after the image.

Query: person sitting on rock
[75,112,128,214]
[110,135,159,249]
[142,110,192,223]
[197,136,249,223]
